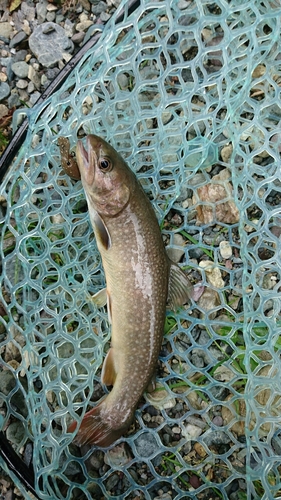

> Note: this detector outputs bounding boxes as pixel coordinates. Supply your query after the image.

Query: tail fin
[68,401,125,447]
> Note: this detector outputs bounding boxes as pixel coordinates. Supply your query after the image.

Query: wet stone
[213,415,223,427]
[11,61,29,78]
[9,31,28,48]
[1,22,13,38]
[6,421,25,445]
[21,1,36,21]
[134,432,159,458]
[0,82,10,101]
[204,430,231,447]
[16,79,28,89]
[13,49,28,63]
[29,22,74,67]
[36,0,48,23]
[8,92,20,107]
[24,442,33,467]
[72,32,85,44]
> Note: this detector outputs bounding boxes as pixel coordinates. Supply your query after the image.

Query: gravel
[0,0,120,151]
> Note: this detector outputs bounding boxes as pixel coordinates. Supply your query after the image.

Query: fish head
[76,134,135,217]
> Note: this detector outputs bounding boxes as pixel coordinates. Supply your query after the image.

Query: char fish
[63,135,192,447]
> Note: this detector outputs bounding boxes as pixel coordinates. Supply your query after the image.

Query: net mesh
[0,0,281,498]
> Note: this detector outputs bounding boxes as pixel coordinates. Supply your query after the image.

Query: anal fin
[91,287,107,307]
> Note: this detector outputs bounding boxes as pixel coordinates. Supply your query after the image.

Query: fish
[63,134,192,447]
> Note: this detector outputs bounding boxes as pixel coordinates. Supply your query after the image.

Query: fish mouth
[77,139,89,167]
[76,136,99,185]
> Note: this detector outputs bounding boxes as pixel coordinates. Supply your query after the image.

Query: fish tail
[68,401,125,447]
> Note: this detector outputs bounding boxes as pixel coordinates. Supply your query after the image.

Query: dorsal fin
[167,260,193,311]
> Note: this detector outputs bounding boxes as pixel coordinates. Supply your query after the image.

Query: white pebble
[219,240,232,259]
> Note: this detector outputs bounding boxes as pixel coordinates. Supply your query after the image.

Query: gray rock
[6,422,25,444]
[55,14,65,23]
[8,92,20,108]
[9,31,28,48]
[0,57,12,67]
[134,432,159,458]
[0,82,10,101]
[24,442,33,467]
[16,79,28,89]
[198,330,210,345]
[72,32,85,44]
[209,385,228,401]
[203,430,231,447]
[190,352,204,368]
[0,57,13,80]
[27,81,35,93]
[13,49,28,62]
[46,12,56,22]
[11,61,29,78]
[27,65,41,88]
[4,489,13,500]
[64,18,75,37]
[0,22,13,38]
[117,72,128,89]
[46,67,60,80]
[178,0,190,9]
[272,433,281,455]
[166,233,185,263]
[36,0,48,23]
[29,22,74,67]
[93,1,107,13]
[21,1,36,21]
[29,91,41,105]
[100,11,111,22]
[212,416,223,427]
[105,473,119,491]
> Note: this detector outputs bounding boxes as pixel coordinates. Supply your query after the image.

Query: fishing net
[0,0,281,498]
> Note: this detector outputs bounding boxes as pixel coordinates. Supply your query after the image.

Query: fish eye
[99,158,112,171]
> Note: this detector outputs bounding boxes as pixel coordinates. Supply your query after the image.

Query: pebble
[219,240,232,259]
[21,1,36,21]
[0,81,10,101]
[72,32,85,44]
[29,22,74,67]
[166,232,186,263]
[16,79,28,89]
[183,423,203,439]
[213,416,223,427]
[0,103,8,118]
[6,421,25,445]
[1,22,13,38]
[11,61,29,78]
[9,31,28,48]
[76,20,94,31]
[199,260,225,288]
[134,432,159,458]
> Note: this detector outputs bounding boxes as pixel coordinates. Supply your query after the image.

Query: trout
[64,135,192,447]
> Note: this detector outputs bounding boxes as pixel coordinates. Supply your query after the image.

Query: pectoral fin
[92,210,111,250]
[167,260,193,311]
[91,287,107,307]
[91,288,112,324]
[101,348,117,386]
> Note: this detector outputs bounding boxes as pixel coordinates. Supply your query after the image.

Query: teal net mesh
[0,0,281,498]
